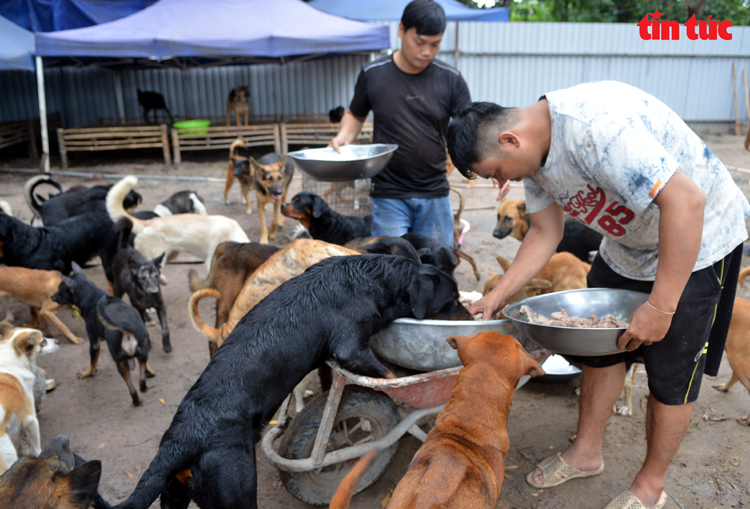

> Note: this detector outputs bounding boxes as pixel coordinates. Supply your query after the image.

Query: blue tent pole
[35,56,50,174]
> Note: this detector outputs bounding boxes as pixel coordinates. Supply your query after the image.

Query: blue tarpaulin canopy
[0,0,155,32]
[35,0,391,60]
[0,15,35,71]
[307,0,510,22]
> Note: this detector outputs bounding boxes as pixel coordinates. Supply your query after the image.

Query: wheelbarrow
[261,318,550,505]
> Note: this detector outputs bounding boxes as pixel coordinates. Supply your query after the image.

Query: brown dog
[713,267,750,425]
[0,267,84,345]
[493,199,528,241]
[226,85,250,126]
[189,239,358,348]
[224,139,254,213]
[252,152,295,244]
[330,332,544,509]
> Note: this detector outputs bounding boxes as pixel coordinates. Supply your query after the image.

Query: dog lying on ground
[402,232,457,277]
[0,322,59,474]
[188,241,280,355]
[112,219,170,353]
[107,176,250,283]
[0,435,106,509]
[114,254,471,509]
[24,176,143,227]
[224,139,255,213]
[252,153,295,244]
[331,332,544,509]
[344,236,421,262]
[493,200,603,262]
[52,265,152,406]
[226,86,250,126]
[0,267,84,345]
[154,191,207,217]
[0,210,119,283]
[137,89,174,124]
[282,192,372,245]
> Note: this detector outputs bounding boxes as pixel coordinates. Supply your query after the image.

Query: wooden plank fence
[57,124,170,169]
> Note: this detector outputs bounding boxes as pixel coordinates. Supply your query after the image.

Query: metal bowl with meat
[502,288,649,356]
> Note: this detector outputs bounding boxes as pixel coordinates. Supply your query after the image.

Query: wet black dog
[402,232,457,276]
[0,211,119,281]
[113,254,471,509]
[52,264,151,406]
[0,435,106,509]
[137,89,174,124]
[345,235,421,263]
[281,192,372,245]
[112,218,170,353]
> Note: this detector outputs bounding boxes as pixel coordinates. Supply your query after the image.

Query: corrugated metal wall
[1,22,749,126]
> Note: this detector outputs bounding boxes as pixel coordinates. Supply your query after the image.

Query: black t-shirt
[349,56,471,199]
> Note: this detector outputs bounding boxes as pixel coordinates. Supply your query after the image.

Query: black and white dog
[153,191,208,217]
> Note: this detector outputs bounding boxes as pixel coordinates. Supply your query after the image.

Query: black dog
[329,106,345,123]
[281,192,372,245]
[52,265,152,406]
[401,232,457,276]
[154,191,207,217]
[137,89,174,124]
[113,255,471,509]
[345,235,421,263]
[0,210,119,281]
[556,219,604,262]
[112,218,170,353]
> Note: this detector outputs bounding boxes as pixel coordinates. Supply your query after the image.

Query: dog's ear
[518,201,527,218]
[522,351,545,378]
[446,335,468,350]
[496,256,512,273]
[71,262,84,275]
[312,195,327,218]
[59,275,76,292]
[277,156,288,169]
[152,252,165,268]
[65,460,103,509]
[17,330,41,354]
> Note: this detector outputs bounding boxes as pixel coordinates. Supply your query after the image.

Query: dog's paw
[713,382,731,392]
[163,343,172,354]
[77,368,96,379]
[140,382,148,393]
[739,415,750,426]
[70,336,85,345]
[615,405,632,416]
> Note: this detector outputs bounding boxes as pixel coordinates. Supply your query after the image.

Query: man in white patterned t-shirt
[447,81,749,509]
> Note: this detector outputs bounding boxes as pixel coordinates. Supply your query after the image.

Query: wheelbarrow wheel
[278,386,400,505]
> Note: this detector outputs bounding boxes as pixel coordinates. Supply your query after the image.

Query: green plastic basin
[173,119,211,136]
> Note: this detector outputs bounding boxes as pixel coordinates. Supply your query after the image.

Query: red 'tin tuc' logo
[638,10,732,40]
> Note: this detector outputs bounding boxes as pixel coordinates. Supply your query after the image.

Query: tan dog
[493,199,528,241]
[224,139,254,213]
[189,239,358,349]
[251,153,295,244]
[0,267,84,345]
[107,176,250,283]
[226,85,250,126]
[451,188,480,281]
[330,332,544,509]
[713,267,750,425]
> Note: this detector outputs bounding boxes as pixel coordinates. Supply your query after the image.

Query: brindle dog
[252,153,294,244]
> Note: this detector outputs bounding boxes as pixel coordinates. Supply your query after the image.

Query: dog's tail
[107,176,144,233]
[739,266,750,288]
[113,217,134,250]
[329,449,381,509]
[23,175,62,215]
[188,289,222,343]
[229,138,246,158]
[0,200,12,217]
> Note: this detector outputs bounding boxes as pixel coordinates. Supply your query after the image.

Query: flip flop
[525,452,605,488]
[604,490,668,509]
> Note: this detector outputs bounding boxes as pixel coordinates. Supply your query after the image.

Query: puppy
[0,322,59,474]
[252,152,295,244]
[0,267,84,345]
[106,176,250,283]
[282,192,372,245]
[137,89,173,124]
[0,435,105,509]
[226,86,250,126]
[52,266,151,406]
[402,232,457,276]
[115,255,470,509]
[331,332,544,509]
[112,219,170,354]
[153,191,207,217]
[494,200,603,262]
[224,139,254,213]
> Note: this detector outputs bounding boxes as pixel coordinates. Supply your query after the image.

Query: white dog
[0,322,59,474]
[107,176,250,284]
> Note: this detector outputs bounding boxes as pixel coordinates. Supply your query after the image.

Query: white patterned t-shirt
[524,81,749,281]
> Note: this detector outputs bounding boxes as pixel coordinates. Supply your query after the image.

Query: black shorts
[565,244,742,406]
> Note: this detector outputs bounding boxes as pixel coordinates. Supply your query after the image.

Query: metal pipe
[0,167,225,182]
[35,56,50,174]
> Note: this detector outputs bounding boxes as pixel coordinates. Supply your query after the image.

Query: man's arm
[617,169,706,351]
[329,110,366,153]
[471,202,565,320]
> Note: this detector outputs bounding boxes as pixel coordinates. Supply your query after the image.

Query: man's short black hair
[447,102,517,179]
[401,0,447,36]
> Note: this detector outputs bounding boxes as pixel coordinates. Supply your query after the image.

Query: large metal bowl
[369,318,528,372]
[502,288,649,356]
[287,144,398,182]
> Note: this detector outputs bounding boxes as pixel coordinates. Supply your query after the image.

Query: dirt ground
[0,133,749,509]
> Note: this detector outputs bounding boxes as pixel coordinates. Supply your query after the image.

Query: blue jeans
[370,196,453,247]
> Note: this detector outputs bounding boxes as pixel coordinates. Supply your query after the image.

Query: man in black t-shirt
[330,0,471,247]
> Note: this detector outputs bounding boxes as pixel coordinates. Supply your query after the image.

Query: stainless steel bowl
[369,318,527,371]
[287,144,398,182]
[502,288,649,356]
